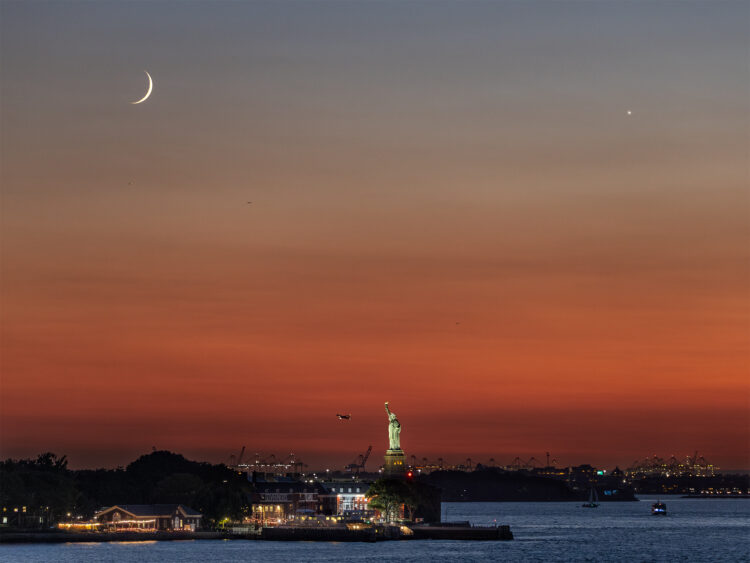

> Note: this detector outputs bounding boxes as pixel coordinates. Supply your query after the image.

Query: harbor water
[2,496,748,562]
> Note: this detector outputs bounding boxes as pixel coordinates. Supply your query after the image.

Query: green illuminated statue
[384,402,401,451]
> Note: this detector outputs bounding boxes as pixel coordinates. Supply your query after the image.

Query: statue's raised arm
[385,402,392,416]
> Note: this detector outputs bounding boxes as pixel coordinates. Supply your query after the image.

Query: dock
[410,523,513,541]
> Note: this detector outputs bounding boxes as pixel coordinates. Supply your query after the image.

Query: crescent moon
[131,71,153,104]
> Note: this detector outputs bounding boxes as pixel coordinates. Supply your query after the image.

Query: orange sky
[1,1,748,470]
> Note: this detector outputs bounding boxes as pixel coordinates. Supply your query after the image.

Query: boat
[582,487,599,508]
[651,501,667,515]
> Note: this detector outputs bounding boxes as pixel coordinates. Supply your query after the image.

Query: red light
[406,471,413,478]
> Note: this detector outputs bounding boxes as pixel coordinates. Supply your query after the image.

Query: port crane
[227,445,246,469]
[346,445,372,474]
[509,456,542,470]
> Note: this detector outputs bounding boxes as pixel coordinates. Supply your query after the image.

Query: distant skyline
[1,1,748,470]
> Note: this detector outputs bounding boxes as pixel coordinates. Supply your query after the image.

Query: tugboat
[651,500,667,515]
[582,487,599,508]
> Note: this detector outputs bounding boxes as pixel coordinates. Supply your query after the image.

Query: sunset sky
[1,1,748,470]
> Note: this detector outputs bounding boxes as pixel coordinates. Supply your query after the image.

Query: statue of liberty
[384,402,401,451]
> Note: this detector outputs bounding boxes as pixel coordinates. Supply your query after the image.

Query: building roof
[96,504,202,518]
[319,481,370,494]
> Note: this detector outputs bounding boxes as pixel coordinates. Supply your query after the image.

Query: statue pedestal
[384,449,406,478]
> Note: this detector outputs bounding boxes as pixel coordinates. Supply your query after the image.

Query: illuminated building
[57,521,101,531]
[1,505,54,529]
[94,504,202,531]
[250,481,328,523]
[319,481,373,518]
[626,454,718,479]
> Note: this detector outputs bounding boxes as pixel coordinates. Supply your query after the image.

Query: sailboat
[582,487,599,508]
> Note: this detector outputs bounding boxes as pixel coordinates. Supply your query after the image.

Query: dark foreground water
[2,496,748,562]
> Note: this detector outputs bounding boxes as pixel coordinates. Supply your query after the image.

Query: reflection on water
[112,541,159,545]
[63,542,101,546]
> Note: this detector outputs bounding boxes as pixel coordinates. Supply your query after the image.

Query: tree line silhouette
[0,451,251,528]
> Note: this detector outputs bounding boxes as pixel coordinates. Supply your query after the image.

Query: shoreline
[0,524,514,544]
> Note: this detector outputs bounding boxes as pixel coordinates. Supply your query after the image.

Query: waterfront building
[93,504,202,531]
[250,480,328,523]
[319,481,373,518]
[1,505,55,529]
